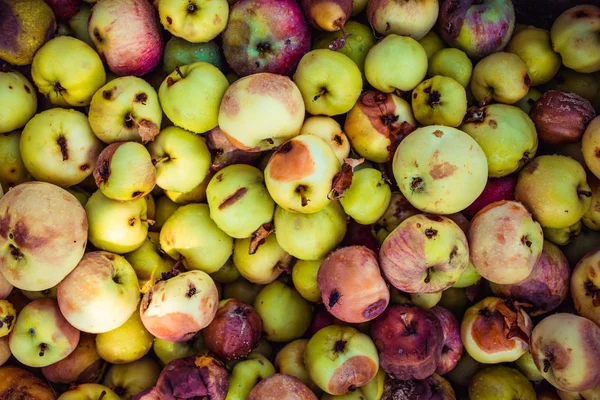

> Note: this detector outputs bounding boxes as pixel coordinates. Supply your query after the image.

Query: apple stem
[296,185,309,207]
[313,87,328,102]
[578,189,593,197]
[98,390,107,400]
[152,156,170,166]
[174,66,184,79]
[141,219,155,226]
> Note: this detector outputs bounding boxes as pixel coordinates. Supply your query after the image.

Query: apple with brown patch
[570,248,600,327]
[431,306,463,375]
[42,333,106,384]
[0,366,56,400]
[248,373,318,400]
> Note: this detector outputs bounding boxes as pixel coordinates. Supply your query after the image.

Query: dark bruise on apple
[247,373,318,400]
[382,373,456,400]
[570,248,600,327]
[205,127,261,172]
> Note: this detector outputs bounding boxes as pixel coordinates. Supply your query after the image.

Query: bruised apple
[248,373,317,400]
[42,333,105,384]
[0,366,56,400]
[103,357,161,400]
[430,305,463,375]
[275,339,320,394]
[571,248,600,327]
[367,0,438,40]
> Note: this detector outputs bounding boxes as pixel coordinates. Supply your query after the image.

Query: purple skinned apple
[430,306,463,375]
[222,0,311,77]
[44,0,81,21]
[462,175,517,220]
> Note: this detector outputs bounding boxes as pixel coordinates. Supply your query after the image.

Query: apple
[383,373,455,400]
[210,260,240,284]
[469,366,536,400]
[58,384,120,400]
[409,292,442,310]
[0,300,15,338]
[223,278,264,306]
[367,0,438,40]
[140,270,218,342]
[583,117,600,180]
[364,34,428,93]
[584,176,600,230]
[515,155,592,229]
[152,196,180,232]
[274,339,320,394]
[69,3,94,47]
[427,48,473,88]
[9,298,80,367]
[543,221,583,246]
[248,374,317,400]
[85,189,149,254]
[419,31,446,59]
[301,0,351,33]
[21,285,57,301]
[372,191,420,243]
[42,333,106,384]
[218,73,305,151]
[507,26,561,85]
[44,0,81,21]
[0,182,87,291]
[299,117,350,164]
[88,0,163,76]
[233,234,291,285]
[0,130,31,190]
[344,90,416,163]
[515,350,544,382]
[531,313,600,392]
[340,168,391,225]
[551,5,600,73]
[163,37,223,74]
[514,87,542,114]
[571,248,600,327]
[429,306,463,375]
[88,76,162,144]
[103,357,161,400]
[158,0,228,43]
[392,125,488,214]
[438,0,515,58]
[411,75,467,127]
[153,333,206,365]
[205,126,262,172]
[0,71,37,134]
[0,337,9,366]
[470,52,530,105]
[550,68,600,108]
[462,175,517,219]
[227,352,276,400]
[124,233,174,294]
[0,366,56,400]
[290,260,321,304]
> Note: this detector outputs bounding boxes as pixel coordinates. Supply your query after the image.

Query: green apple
[223,278,264,305]
[549,68,600,108]
[85,190,150,253]
[233,234,291,285]
[125,233,174,294]
[291,260,322,303]
[207,164,275,239]
[158,62,229,134]
[514,350,544,382]
[147,126,212,193]
[351,0,368,15]
[21,286,57,301]
[210,260,240,284]
[93,142,156,201]
[411,75,467,127]
[274,339,321,394]
[254,281,312,342]
[471,52,530,104]
[410,292,442,309]
[66,187,91,206]
[88,76,162,144]
[543,221,582,246]
[293,49,362,116]
[428,48,473,88]
[153,333,206,365]
[160,203,233,273]
[103,357,161,400]
[0,71,37,134]
[0,130,31,189]
[163,37,223,74]
[453,261,482,288]
[364,34,428,93]
[9,298,80,368]
[226,353,276,400]
[514,87,542,114]
[151,196,181,232]
[304,325,379,395]
[418,31,446,59]
[57,384,120,400]
[515,155,592,229]
[461,104,537,177]
[469,366,536,400]
[158,0,229,43]
[31,36,106,107]
[164,172,212,204]
[583,176,600,230]
[507,26,561,86]
[20,108,102,187]
[299,116,351,164]
[96,305,153,364]
[69,3,94,47]
[340,168,391,225]
[274,202,347,260]
[583,117,600,180]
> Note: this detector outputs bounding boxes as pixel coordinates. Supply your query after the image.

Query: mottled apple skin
[42,333,106,384]
[247,373,317,400]
[367,0,439,40]
[490,241,570,316]
[438,0,516,58]
[462,175,516,220]
[223,0,311,77]
[201,298,262,360]
[383,373,456,400]
[571,248,600,327]
[0,366,56,400]
[430,306,463,375]
[371,304,444,380]
[88,0,163,76]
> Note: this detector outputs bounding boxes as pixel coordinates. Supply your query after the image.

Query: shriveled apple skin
[0,366,57,400]
[247,373,318,400]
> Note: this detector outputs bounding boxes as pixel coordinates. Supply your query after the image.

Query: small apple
[0,71,37,134]
[582,117,600,180]
[291,260,321,303]
[427,48,473,88]
[340,168,391,225]
[543,221,583,246]
[152,196,181,232]
[0,366,56,400]
[0,130,31,190]
[571,248,600,327]
[163,37,223,75]
[153,333,206,365]
[469,366,536,400]
[227,352,276,400]
[210,260,240,284]
[58,384,120,400]
[0,300,15,338]
[470,52,530,105]
[158,0,229,43]
[233,234,291,285]
[418,31,446,59]
[372,192,420,243]
[69,3,94,47]
[367,0,438,40]
[514,87,542,114]
[515,350,544,382]
[507,26,561,85]
[301,0,352,32]
[411,75,467,127]
[299,116,351,164]
[103,357,161,400]
[584,176,600,230]
[275,339,320,394]
[462,175,516,220]
[409,292,441,310]
[223,278,264,306]
[205,126,262,172]
[550,68,600,108]
[247,374,317,400]
[430,306,463,375]
[124,233,174,294]
[42,333,106,384]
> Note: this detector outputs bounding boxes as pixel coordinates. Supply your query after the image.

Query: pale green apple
[57,384,120,400]
[461,104,538,178]
[207,164,275,239]
[20,108,102,187]
[210,260,240,284]
[233,234,291,285]
[507,26,561,86]
[96,306,153,364]
[88,76,162,144]
[163,37,223,74]
[31,36,106,107]
[418,31,446,59]
[543,221,582,246]
[291,259,322,303]
[103,357,161,400]
[0,72,37,134]
[428,48,473,88]
[583,117,600,180]
[223,278,264,305]
[550,68,600,108]
[514,350,544,382]
[453,261,482,288]
[352,0,368,15]
[299,116,350,164]
[151,196,181,232]
[469,366,536,400]
[226,353,276,400]
[158,0,229,43]
[274,202,347,261]
[69,4,95,47]
[85,190,150,253]
[514,87,542,114]
[159,203,233,273]
[293,49,362,116]
[471,52,530,104]
[304,325,379,395]
[145,195,156,220]
[67,187,91,206]
[9,299,80,368]
[21,286,58,301]
[583,176,600,230]
[321,368,385,400]
[164,172,212,204]
[411,75,467,127]
[340,168,391,225]
[147,126,212,193]
[125,233,174,294]
[153,333,206,365]
[254,281,312,342]
[410,292,442,309]
[0,130,31,189]
[364,34,428,93]
[158,62,229,133]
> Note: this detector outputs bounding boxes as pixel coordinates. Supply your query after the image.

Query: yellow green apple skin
[163,37,223,74]
[584,177,600,230]
[299,116,350,164]
[21,108,103,187]
[515,155,592,229]
[551,5,600,73]
[153,333,206,365]
[275,339,321,394]
[514,350,544,382]
[292,259,322,303]
[427,48,472,88]
[470,52,530,105]
[453,261,482,288]
[85,190,150,254]
[9,298,80,368]
[163,172,212,204]
[411,76,467,127]
[392,125,488,214]
[31,36,106,107]
[367,0,439,40]
[210,260,240,284]
[340,168,391,225]
[507,26,561,86]
[0,72,37,134]
[69,3,94,47]
[418,31,446,59]
[543,221,582,246]
[57,384,120,400]
[223,278,264,306]
[364,34,428,93]
[103,357,161,399]
[88,76,162,144]
[550,68,600,108]
[582,117,600,180]
[158,0,229,43]
[152,196,181,232]
[254,281,312,342]
[159,203,233,274]
[514,87,542,114]
[233,234,291,285]
[469,366,536,400]
[125,233,174,294]
[274,202,347,261]
[207,164,275,239]
[0,300,15,337]
[226,353,276,400]
[159,62,229,134]
[0,130,31,189]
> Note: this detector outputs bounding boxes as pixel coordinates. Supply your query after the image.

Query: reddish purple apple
[462,175,517,220]
[44,0,81,21]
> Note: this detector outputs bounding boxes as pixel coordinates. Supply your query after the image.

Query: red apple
[430,306,463,375]
[462,175,517,220]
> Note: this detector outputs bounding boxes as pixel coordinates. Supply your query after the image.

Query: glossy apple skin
[223,0,310,77]
[247,373,317,400]
[430,306,463,375]
[462,175,516,220]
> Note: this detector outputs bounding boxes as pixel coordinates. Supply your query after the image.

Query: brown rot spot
[124,112,135,129]
[97,160,110,183]
[131,191,143,198]
[524,74,531,86]
[424,228,438,238]
[411,177,425,192]
[380,114,399,128]
[278,141,293,154]
[7,86,12,90]
[595,147,600,158]
[425,215,443,222]
[432,130,443,138]
[413,93,418,99]
[80,164,89,171]
[521,235,532,248]
[334,340,347,353]
[256,41,271,55]
[135,92,148,104]
[187,3,197,13]
[348,385,356,392]
[333,134,343,145]
[362,299,387,319]
[93,27,102,43]
[543,359,551,373]
[166,16,173,24]
[574,10,589,18]
[128,218,136,226]
[463,106,485,123]
[57,135,69,161]
[584,279,600,307]
[218,187,248,210]
[102,89,112,100]
[24,85,30,93]
[449,246,458,261]
[430,162,456,180]
[329,290,341,308]
[488,119,498,129]
[427,90,441,107]
[215,174,223,182]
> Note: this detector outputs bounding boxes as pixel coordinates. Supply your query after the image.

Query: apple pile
[1,0,600,398]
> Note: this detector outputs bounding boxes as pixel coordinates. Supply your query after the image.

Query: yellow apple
[0,72,37,134]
